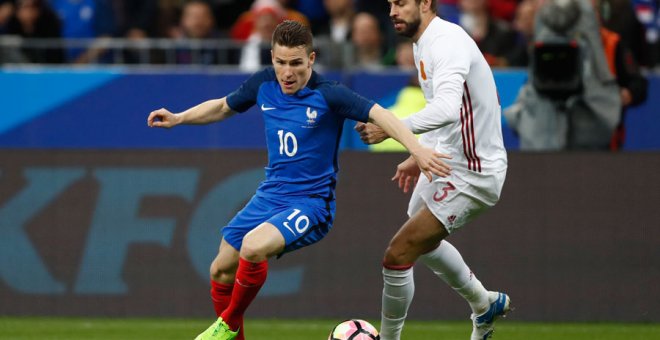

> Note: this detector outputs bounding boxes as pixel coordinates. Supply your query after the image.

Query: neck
[413,13,436,42]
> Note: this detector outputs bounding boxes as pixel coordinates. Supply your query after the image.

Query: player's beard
[393,16,421,38]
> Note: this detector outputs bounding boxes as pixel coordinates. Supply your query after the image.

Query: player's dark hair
[271,20,314,54]
[415,0,437,11]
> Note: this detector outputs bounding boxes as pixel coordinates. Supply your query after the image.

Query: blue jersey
[226,67,374,200]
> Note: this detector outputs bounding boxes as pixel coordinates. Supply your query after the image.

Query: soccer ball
[328,319,380,340]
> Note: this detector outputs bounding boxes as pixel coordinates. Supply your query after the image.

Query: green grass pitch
[0,317,659,339]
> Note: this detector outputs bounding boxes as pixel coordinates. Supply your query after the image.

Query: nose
[283,66,293,78]
[389,4,398,19]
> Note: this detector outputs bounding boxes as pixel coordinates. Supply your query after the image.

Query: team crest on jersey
[304,107,319,128]
[419,59,427,80]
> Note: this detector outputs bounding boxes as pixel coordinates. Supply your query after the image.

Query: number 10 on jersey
[277,130,298,157]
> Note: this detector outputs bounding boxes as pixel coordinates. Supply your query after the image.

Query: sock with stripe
[380,264,415,340]
[419,240,489,314]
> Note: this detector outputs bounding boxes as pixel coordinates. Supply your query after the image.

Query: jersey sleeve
[226,68,275,113]
[403,35,470,133]
[319,83,374,123]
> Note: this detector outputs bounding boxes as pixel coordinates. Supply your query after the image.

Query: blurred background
[0,0,658,330]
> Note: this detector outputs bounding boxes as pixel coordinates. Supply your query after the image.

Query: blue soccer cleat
[470,291,511,340]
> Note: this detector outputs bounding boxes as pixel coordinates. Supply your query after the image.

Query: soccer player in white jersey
[356,0,511,339]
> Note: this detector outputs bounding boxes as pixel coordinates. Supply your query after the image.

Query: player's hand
[147,108,182,128]
[355,122,389,144]
[410,147,452,182]
[392,156,421,193]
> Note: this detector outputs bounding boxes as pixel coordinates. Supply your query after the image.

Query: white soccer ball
[328,319,380,340]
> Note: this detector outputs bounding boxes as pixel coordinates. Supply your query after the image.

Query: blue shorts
[221,194,336,254]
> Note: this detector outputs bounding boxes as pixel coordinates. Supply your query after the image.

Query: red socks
[220,258,268,334]
[210,280,245,340]
[210,280,233,317]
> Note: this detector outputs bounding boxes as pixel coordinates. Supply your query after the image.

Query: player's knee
[384,233,424,265]
[210,263,234,283]
[383,245,412,267]
[240,234,268,262]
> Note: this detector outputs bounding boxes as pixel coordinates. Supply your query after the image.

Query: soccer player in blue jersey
[147,20,450,340]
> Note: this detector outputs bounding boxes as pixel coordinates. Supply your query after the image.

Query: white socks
[419,240,490,314]
[380,266,415,340]
[380,241,490,339]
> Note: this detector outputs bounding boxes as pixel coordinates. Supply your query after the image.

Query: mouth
[392,20,406,30]
[282,80,295,90]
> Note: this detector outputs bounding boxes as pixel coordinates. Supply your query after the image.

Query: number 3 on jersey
[277,130,298,157]
[282,209,309,235]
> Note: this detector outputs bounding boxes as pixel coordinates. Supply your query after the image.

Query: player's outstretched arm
[147,97,236,128]
[367,104,451,181]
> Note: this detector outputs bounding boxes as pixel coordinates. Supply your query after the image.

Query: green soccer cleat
[194,317,238,340]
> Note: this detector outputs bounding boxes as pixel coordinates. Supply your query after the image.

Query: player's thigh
[210,238,240,283]
[386,205,449,264]
[241,222,286,261]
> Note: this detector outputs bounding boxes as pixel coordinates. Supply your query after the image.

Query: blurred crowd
[0,0,659,71]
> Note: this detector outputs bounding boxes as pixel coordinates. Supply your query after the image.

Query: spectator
[598,0,650,67]
[238,0,286,71]
[172,0,222,65]
[230,0,308,41]
[457,0,517,67]
[632,0,660,66]
[351,12,390,70]
[504,0,622,150]
[317,0,353,43]
[354,0,397,60]
[49,0,116,63]
[0,0,14,33]
[394,38,415,71]
[113,0,159,64]
[114,0,157,39]
[314,0,353,69]
[595,4,649,150]
[504,0,538,67]
[6,0,64,63]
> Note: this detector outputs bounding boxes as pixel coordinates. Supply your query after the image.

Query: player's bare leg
[380,206,447,340]
[380,205,501,340]
[198,226,284,340]
[211,239,240,285]
[207,239,244,339]
[217,223,284,336]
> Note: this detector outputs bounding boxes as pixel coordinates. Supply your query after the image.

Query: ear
[308,51,316,67]
[421,0,433,13]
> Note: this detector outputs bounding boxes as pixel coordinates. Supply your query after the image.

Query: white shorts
[407,171,506,233]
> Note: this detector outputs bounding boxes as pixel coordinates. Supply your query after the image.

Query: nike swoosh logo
[261,104,276,111]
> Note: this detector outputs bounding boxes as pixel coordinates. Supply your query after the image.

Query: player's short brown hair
[271,20,314,54]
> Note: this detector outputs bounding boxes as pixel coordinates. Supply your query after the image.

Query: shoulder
[422,19,476,61]
[251,67,277,82]
[306,72,347,101]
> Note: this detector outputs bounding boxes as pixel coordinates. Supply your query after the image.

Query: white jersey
[402,17,507,205]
